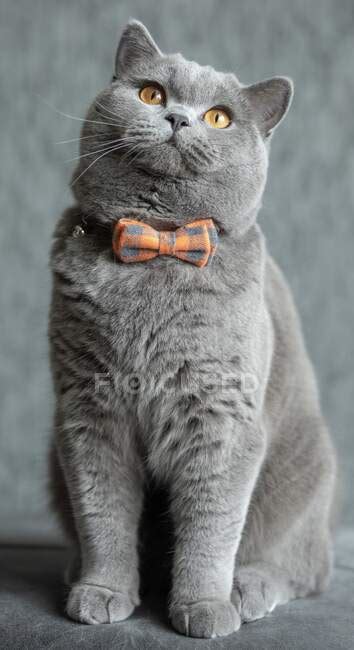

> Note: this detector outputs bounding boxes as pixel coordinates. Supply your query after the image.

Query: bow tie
[113,218,218,268]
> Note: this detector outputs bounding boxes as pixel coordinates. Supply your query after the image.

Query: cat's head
[73,20,293,235]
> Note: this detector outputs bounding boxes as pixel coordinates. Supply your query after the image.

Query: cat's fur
[49,20,337,638]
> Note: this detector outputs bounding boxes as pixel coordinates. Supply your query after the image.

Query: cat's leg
[232,415,336,623]
[55,399,144,625]
[232,519,333,623]
[168,416,266,639]
[49,440,81,585]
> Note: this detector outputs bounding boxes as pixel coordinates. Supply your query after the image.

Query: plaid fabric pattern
[113,218,218,268]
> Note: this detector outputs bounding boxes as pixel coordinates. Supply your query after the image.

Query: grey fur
[49,20,336,638]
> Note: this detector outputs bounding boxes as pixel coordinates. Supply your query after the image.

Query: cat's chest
[97,259,228,368]
[88,256,260,382]
[55,228,264,380]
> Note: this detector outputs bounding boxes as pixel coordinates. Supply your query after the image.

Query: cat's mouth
[132,137,217,177]
[162,132,184,151]
[166,132,181,145]
[112,125,220,177]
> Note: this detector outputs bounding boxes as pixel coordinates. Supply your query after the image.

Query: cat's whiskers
[71,145,121,187]
[52,107,121,128]
[119,141,146,164]
[65,138,138,163]
[94,100,129,123]
[70,137,147,187]
[55,133,118,145]
[40,97,124,128]
[120,142,152,169]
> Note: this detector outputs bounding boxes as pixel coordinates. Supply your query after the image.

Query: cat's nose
[165,112,191,133]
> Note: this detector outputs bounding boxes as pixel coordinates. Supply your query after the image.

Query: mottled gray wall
[1,0,353,542]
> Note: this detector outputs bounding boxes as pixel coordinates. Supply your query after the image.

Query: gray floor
[0,529,353,649]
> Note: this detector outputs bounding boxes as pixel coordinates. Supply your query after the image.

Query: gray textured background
[0,0,353,542]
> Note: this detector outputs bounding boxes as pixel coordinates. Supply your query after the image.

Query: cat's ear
[113,20,162,80]
[243,77,293,138]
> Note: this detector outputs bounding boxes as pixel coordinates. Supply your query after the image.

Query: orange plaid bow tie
[113,218,218,268]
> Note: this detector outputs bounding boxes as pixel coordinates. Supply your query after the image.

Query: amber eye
[139,85,165,105]
[203,107,231,129]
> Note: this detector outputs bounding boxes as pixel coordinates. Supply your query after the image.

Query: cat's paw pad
[170,599,240,638]
[67,583,137,624]
[232,568,284,622]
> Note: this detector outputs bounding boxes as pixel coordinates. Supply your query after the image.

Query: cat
[49,20,337,639]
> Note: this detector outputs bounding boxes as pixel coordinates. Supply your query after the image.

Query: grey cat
[49,20,337,639]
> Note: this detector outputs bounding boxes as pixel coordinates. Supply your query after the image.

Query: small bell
[72,225,85,238]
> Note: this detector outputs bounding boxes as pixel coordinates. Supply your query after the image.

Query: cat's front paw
[67,583,138,624]
[170,599,240,638]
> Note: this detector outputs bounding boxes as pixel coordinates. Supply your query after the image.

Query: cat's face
[74,21,293,234]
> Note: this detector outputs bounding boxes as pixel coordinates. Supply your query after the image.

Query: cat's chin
[131,144,192,178]
[130,142,219,178]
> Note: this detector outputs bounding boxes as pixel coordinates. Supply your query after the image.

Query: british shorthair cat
[49,20,336,638]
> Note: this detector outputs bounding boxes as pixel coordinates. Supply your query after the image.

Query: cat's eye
[203,107,231,129]
[139,85,166,106]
